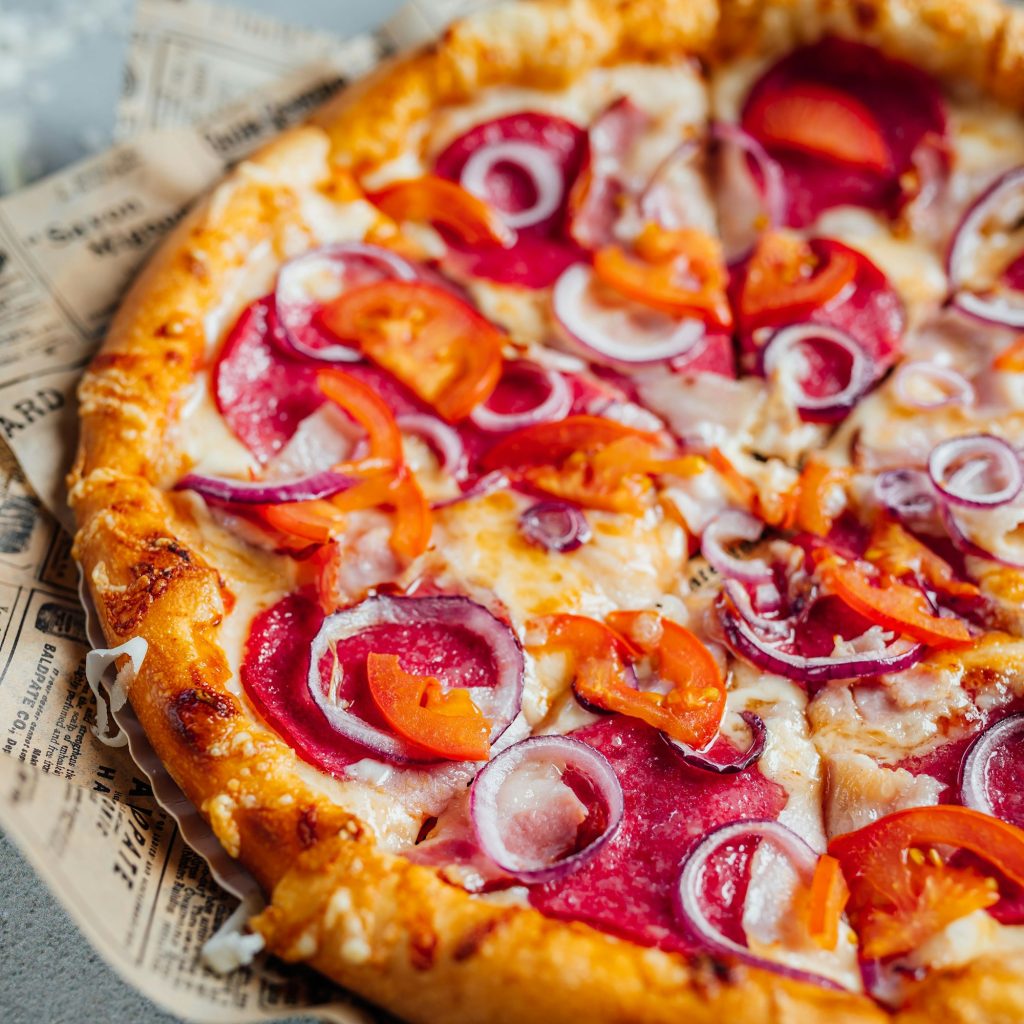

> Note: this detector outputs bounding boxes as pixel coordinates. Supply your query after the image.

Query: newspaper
[0,0,485,1019]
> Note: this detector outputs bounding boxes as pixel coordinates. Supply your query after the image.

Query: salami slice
[434,112,588,287]
[529,716,787,954]
[741,38,947,227]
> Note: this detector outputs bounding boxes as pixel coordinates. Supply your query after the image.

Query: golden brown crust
[69,0,1024,1020]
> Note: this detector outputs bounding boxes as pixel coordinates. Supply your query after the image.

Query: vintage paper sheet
[0,0,488,1019]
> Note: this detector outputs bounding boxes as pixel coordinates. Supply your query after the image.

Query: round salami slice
[213,296,324,463]
[434,112,588,287]
[741,37,947,227]
[528,716,787,955]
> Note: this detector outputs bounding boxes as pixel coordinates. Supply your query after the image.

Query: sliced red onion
[176,469,356,505]
[431,470,511,511]
[721,579,791,641]
[928,434,1022,508]
[874,468,937,522]
[960,713,1024,818]
[469,361,572,433]
[700,510,772,585]
[762,323,873,421]
[518,501,592,552]
[710,122,787,262]
[461,141,564,230]
[892,361,974,410]
[939,501,1024,570]
[397,413,469,481]
[470,735,623,882]
[719,597,925,684]
[553,264,705,365]
[948,166,1024,328]
[674,819,845,991]
[665,711,767,774]
[308,595,524,764]
[274,243,419,362]
[637,139,701,231]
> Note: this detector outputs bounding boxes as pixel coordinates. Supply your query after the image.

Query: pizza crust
[69,0,1024,1019]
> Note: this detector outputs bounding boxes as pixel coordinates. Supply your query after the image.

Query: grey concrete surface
[0,2,400,1020]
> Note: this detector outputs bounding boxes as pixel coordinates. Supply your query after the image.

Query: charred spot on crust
[168,685,238,750]
[691,953,741,995]
[408,919,437,971]
[89,352,139,373]
[101,537,200,633]
[297,805,319,850]
[451,913,513,962]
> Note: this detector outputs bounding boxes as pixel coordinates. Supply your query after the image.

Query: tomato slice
[328,468,433,560]
[815,553,973,648]
[317,368,403,468]
[804,854,849,951]
[534,611,726,749]
[367,176,514,248]
[829,806,1024,959]
[482,416,673,514]
[594,225,732,328]
[785,458,851,536]
[866,517,980,600]
[261,498,346,544]
[744,81,892,173]
[739,232,859,330]
[366,652,491,761]
[993,336,1024,373]
[320,281,504,423]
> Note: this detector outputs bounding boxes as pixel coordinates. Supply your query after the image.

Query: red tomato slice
[261,499,346,544]
[815,553,973,648]
[804,854,849,951]
[320,281,504,423]
[593,225,732,328]
[739,231,859,330]
[744,81,892,172]
[368,176,514,248]
[366,652,491,761]
[317,368,404,468]
[866,517,980,600]
[829,806,1024,959]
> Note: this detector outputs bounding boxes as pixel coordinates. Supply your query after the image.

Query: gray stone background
[0,3,399,1021]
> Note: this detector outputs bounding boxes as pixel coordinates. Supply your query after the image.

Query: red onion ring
[308,595,524,764]
[469,361,573,433]
[553,264,705,366]
[274,243,419,362]
[892,361,975,410]
[928,434,1023,508]
[665,711,767,774]
[700,510,772,585]
[636,139,701,230]
[518,500,592,552]
[948,165,1024,328]
[397,413,469,481]
[873,468,938,522]
[709,122,787,261]
[719,594,925,684]
[960,713,1024,819]
[461,140,564,230]
[674,819,845,991]
[939,500,1024,570]
[762,323,873,421]
[431,470,511,511]
[176,469,356,505]
[720,579,791,640]
[470,735,623,882]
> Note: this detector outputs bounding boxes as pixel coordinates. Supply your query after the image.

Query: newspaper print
[0,0,494,1020]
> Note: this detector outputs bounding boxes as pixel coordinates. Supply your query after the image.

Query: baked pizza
[69,0,1024,1019]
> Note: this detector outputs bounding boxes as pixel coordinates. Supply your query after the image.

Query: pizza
[68,0,1024,1020]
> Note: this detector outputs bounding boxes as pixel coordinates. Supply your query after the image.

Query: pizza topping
[892,361,975,411]
[307,594,523,765]
[813,553,973,649]
[829,806,1024,959]
[533,612,726,750]
[741,38,947,227]
[468,360,573,433]
[761,322,873,422]
[320,280,503,423]
[874,468,938,526]
[699,509,772,585]
[960,713,1024,828]
[865,517,979,600]
[518,500,592,552]
[675,819,847,988]
[948,166,1024,328]
[552,264,706,366]
[928,434,1023,509]
[593,224,732,327]
[396,413,469,481]
[367,176,515,247]
[469,735,623,881]
[176,469,357,505]
[666,710,767,775]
